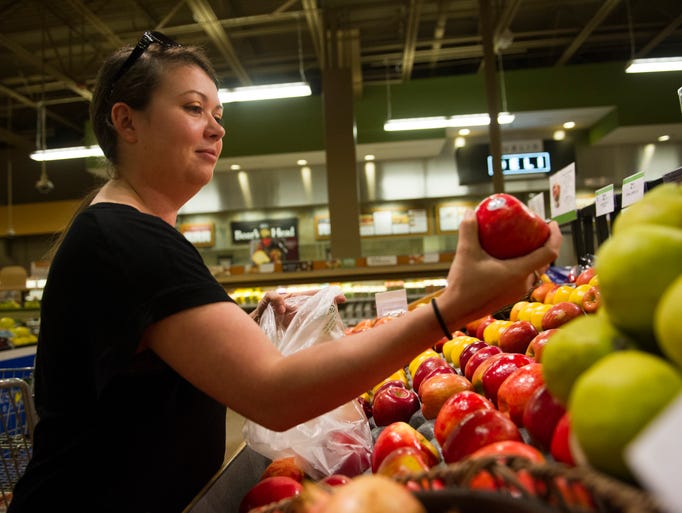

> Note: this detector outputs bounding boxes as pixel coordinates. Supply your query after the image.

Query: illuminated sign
[487,151,551,176]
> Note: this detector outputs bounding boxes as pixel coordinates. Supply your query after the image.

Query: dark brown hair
[90,41,219,169]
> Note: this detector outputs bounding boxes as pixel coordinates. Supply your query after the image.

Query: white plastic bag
[242,286,373,479]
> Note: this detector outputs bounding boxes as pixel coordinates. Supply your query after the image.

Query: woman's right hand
[442,209,562,325]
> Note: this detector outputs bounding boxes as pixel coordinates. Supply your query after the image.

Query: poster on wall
[230,218,299,265]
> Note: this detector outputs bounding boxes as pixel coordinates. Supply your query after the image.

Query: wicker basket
[253,456,662,513]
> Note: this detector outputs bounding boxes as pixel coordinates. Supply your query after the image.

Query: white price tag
[626,392,682,513]
[375,289,408,318]
[621,172,645,208]
[527,192,546,220]
[549,163,577,223]
[366,255,398,267]
[595,184,615,217]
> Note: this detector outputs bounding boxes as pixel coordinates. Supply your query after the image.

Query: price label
[621,172,645,208]
[549,162,577,223]
[595,184,615,217]
[527,192,546,220]
[375,289,408,318]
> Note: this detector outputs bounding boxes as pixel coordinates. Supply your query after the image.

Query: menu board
[315,208,429,240]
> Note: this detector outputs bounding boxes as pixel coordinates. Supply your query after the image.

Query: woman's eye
[186,105,203,114]
[214,116,223,125]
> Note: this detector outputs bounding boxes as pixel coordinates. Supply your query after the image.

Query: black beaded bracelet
[431,298,452,340]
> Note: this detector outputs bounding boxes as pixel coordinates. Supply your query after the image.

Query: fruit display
[0,316,38,348]
[237,186,682,513]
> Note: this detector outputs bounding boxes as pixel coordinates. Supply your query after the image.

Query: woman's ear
[110,102,137,143]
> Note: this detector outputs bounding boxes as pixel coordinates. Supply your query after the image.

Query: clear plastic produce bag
[241,286,373,479]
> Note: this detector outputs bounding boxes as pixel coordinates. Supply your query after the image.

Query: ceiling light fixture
[30,145,104,161]
[658,135,671,142]
[218,82,312,103]
[625,57,682,73]
[563,121,576,129]
[384,112,515,131]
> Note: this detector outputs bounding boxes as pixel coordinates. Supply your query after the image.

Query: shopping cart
[0,367,37,510]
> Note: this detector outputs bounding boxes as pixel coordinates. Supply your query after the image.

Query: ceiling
[1,0,681,159]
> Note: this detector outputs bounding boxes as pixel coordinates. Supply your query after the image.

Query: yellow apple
[551,284,575,304]
[529,303,553,331]
[509,301,529,322]
[568,284,593,306]
[408,349,439,377]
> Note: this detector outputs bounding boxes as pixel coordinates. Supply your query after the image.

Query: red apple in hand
[441,409,523,463]
[475,193,550,259]
[372,385,420,426]
[499,321,538,354]
[496,362,545,426]
[433,391,495,447]
[522,384,566,451]
[371,421,440,473]
[480,353,534,406]
[239,476,303,513]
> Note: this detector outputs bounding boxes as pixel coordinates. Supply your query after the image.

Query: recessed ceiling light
[563,121,576,129]
[230,164,241,170]
[553,130,566,141]
[658,135,671,142]
[364,154,375,161]
[297,159,308,166]
[454,136,466,148]
[458,128,471,136]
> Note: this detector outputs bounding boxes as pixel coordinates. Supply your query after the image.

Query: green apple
[596,224,682,353]
[569,350,682,481]
[541,314,634,405]
[654,274,682,369]
[612,182,682,234]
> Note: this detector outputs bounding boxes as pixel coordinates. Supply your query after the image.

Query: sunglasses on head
[108,31,180,95]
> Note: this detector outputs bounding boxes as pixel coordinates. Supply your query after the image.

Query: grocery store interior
[0,0,681,502]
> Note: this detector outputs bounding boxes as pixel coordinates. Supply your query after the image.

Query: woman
[9,32,561,512]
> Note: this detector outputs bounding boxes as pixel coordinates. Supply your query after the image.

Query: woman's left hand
[250,289,346,327]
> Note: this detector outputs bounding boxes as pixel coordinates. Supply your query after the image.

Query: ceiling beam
[0,125,34,152]
[555,0,622,66]
[186,0,251,84]
[402,0,424,81]
[633,11,682,59]
[493,0,522,53]
[302,0,325,69]
[429,0,451,69]
[0,33,92,101]
[65,0,123,47]
[0,84,82,133]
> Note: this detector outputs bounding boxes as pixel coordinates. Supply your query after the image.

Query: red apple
[498,321,539,354]
[418,372,473,419]
[530,281,556,303]
[475,316,496,341]
[525,328,559,362]
[471,352,506,395]
[581,285,601,313]
[522,384,566,451]
[433,391,495,447]
[458,340,489,371]
[550,412,576,466]
[239,476,303,513]
[575,267,596,286]
[441,409,523,463]
[466,315,493,337]
[320,474,352,487]
[373,379,407,398]
[469,440,545,463]
[260,456,305,482]
[375,446,430,478]
[475,193,550,259]
[372,385,420,426]
[411,356,453,392]
[371,421,440,473]
[480,353,534,406]
[541,301,584,330]
[496,362,545,426]
[464,345,502,381]
[326,431,372,477]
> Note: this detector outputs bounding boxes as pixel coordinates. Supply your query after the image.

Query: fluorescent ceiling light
[625,57,682,73]
[30,145,104,161]
[384,112,515,131]
[218,82,312,103]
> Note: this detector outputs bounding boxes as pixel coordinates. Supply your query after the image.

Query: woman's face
[131,64,225,196]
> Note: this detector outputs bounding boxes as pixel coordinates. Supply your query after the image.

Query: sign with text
[549,163,577,224]
[621,171,645,208]
[527,193,546,220]
[179,222,215,248]
[595,184,615,217]
[487,151,552,177]
[231,218,299,265]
